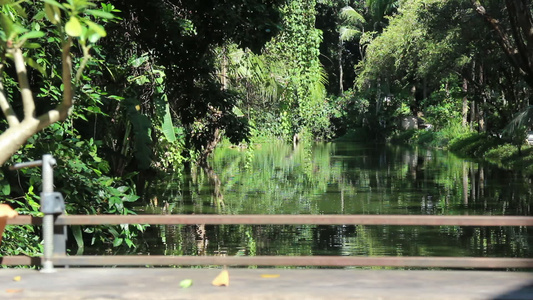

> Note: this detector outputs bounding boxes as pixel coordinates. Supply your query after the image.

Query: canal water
[133,140,531,261]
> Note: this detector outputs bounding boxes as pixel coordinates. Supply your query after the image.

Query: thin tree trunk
[463,162,469,205]
[470,98,475,131]
[338,39,344,95]
[462,77,469,128]
[479,62,486,132]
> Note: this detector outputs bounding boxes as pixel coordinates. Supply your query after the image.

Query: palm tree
[365,0,398,30]
[504,106,533,154]
[338,6,366,94]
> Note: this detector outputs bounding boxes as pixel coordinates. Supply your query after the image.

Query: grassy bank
[391,129,533,175]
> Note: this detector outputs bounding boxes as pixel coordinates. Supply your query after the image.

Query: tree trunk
[470,98,475,131]
[462,77,469,127]
[338,39,344,95]
[478,62,486,132]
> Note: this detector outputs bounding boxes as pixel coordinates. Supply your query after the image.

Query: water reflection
[137,141,532,260]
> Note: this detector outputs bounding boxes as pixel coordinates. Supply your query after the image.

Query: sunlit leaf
[162,103,176,142]
[44,3,61,24]
[0,13,15,39]
[85,9,114,20]
[33,10,46,21]
[113,237,123,247]
[19,31,45,41]
[85,20,106,36]
[65,17,83,37]
[179,279,193,288]
[25,57,47,77]
[71,225,84,250]
[42,0,64,9]
[85,28,99,43]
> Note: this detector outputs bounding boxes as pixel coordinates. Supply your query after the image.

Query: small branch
[75,45,91,83]
[36,108,61,131]
[505,0,533,75]
[471,0,533,86]
[59,37,73,121]
[0,63,20,126]
[36,38,74,129]
[10,47,36,120]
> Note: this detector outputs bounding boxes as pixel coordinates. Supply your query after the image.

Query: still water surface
[135,140,531,261]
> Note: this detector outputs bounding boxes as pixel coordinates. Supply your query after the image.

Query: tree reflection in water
[136,140,532,261]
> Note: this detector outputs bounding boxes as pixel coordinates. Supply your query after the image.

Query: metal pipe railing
[9,154,65,273]
[3,213,533,269]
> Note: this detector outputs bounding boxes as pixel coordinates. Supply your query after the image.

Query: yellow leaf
[13,276,21,282]
[211,270,229,287]
[260,274,280,278]
[65,17,83,37]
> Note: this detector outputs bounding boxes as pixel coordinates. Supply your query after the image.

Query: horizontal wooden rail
[4,214,532,269]
[7,214,533,226]
[1,255,532,269]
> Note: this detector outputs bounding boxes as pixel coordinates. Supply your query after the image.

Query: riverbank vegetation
[1,0,532,254]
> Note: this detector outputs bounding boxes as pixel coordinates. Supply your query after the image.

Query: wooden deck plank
[7,214,533,226]
[1,268,532,299]
[3,255,533,269]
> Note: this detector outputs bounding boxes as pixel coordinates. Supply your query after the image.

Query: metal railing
[2,155,533,271]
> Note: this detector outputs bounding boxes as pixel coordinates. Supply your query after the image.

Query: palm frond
[504,106,533,136]
[340,6,366,25]
[366,0,397,21]
[339,27,362,42]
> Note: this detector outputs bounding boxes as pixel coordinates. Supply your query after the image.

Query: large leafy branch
[0,0,113,165]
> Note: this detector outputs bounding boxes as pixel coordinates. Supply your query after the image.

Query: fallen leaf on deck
[260,274,280,278]
[212,270,229,287]
[179,279,193,288]
[13,276,21,282]
[6,289,23,293]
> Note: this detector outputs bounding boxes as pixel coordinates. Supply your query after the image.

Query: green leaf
[25,57,47,77]
[1,183,10,195]
[65,17,83,37]
[71,225,85,250]
[180,279,193,288]
[85,20,106,37]
[85,9,115,20]
[19,31,45,41]
[0,13,15,40]
[42,0,64,9]
[107,227,120,237]
[113,237,123,247]
[44,3,61,24]
[124,238,134,248]
[162,103,176,142]
[129,54,149,67]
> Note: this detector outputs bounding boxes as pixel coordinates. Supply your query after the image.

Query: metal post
[10,155,65,272]
[41,154,56,273]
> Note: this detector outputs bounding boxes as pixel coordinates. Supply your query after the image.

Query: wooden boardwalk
[1,268,532,299]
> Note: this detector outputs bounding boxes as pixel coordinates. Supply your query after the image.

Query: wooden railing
[3,214,533,269]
